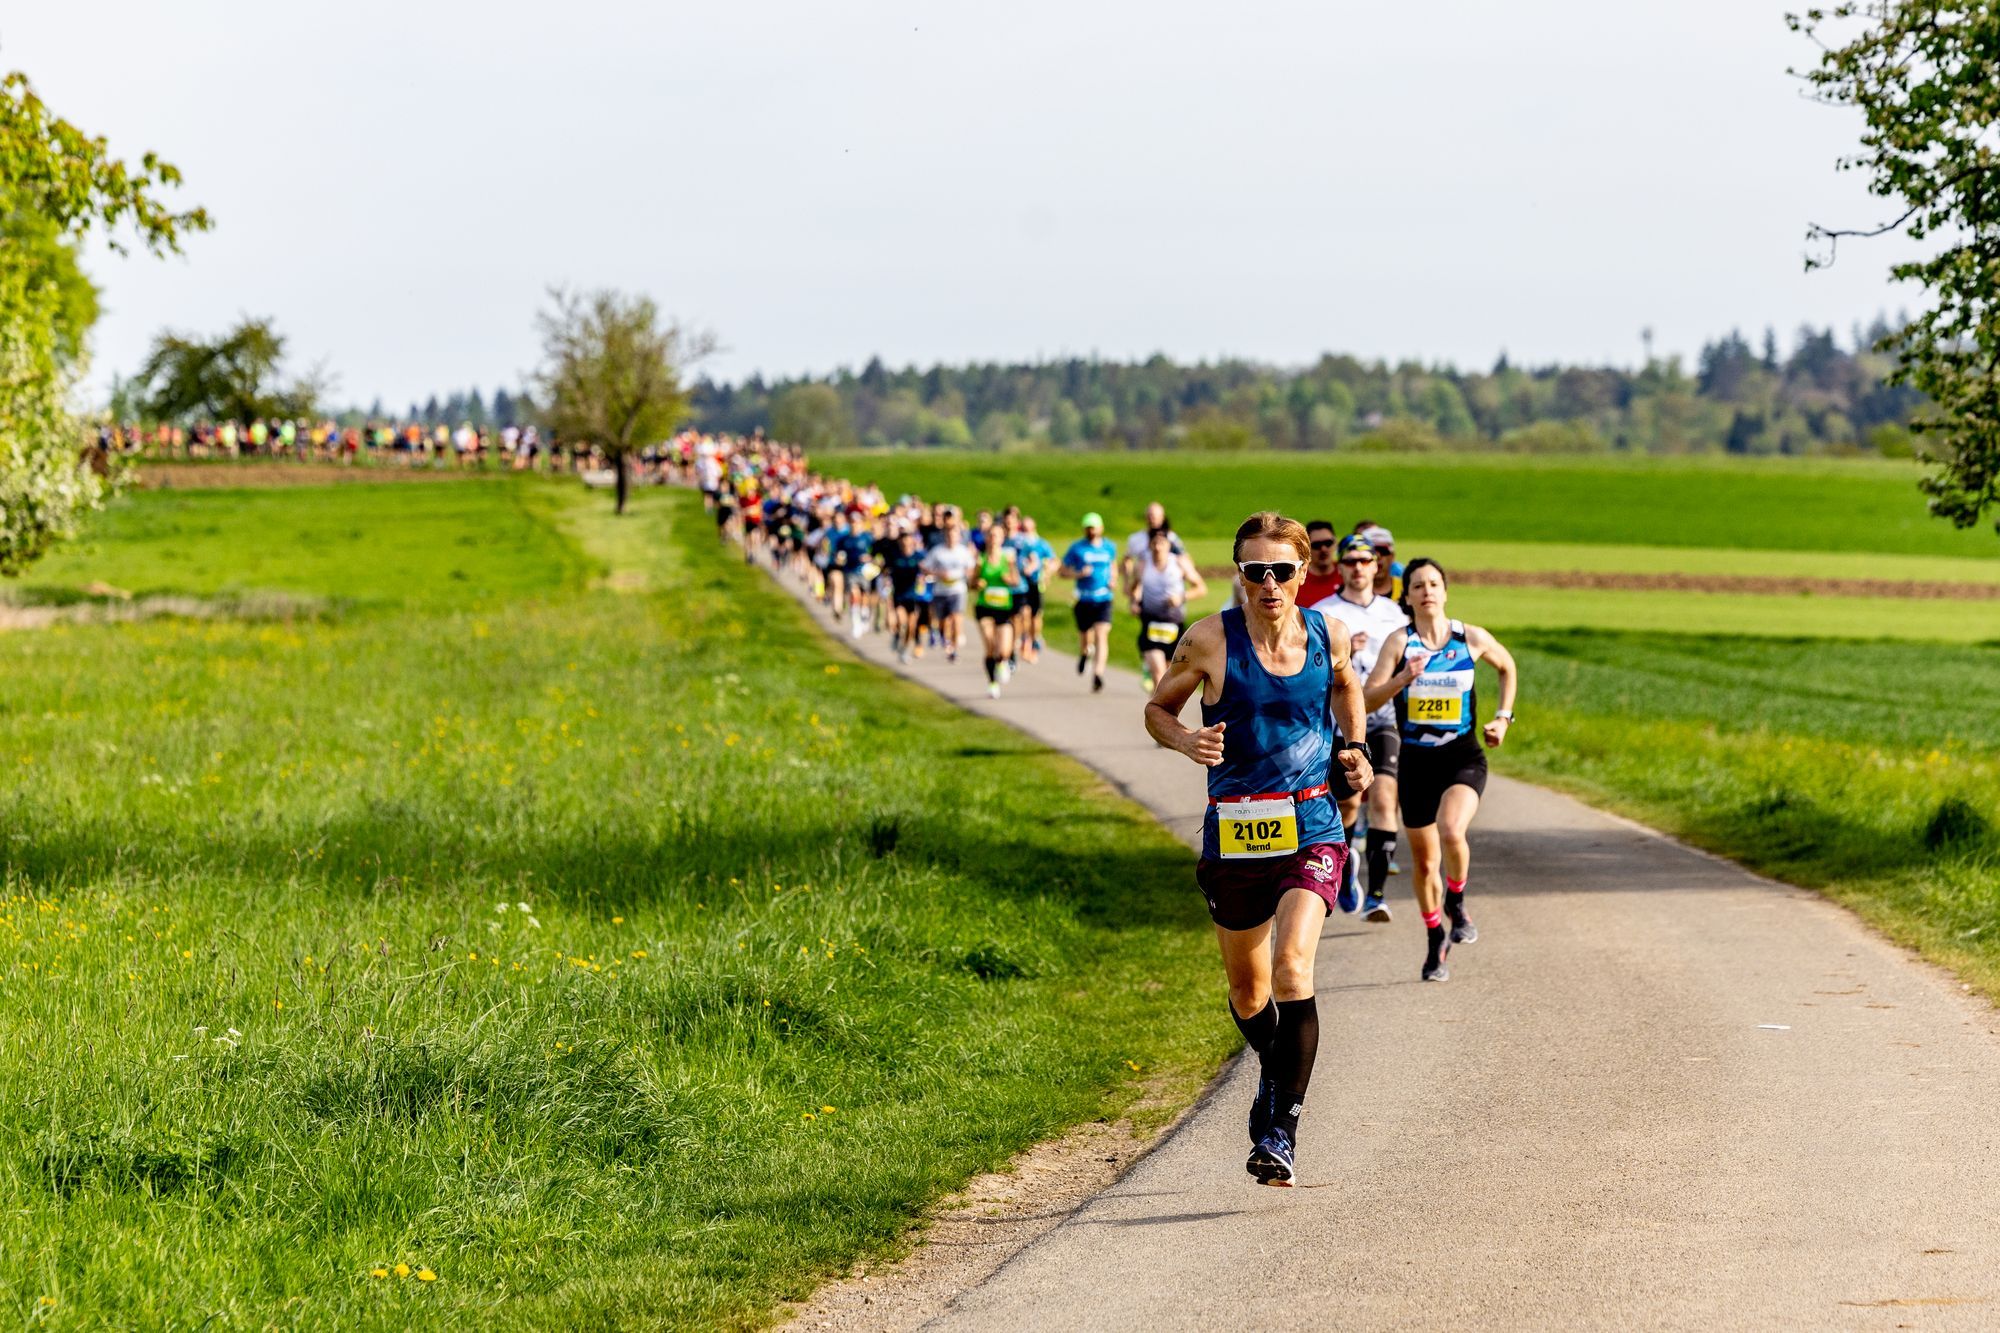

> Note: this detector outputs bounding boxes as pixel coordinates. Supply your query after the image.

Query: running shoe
[1141,671,1154,692]
[1447,897,1477,945]
[1335,853,1362,915]
[1421,927,1451,982]
[947,649,957,664]
[1248,1074,1276,1146]
[1077,654,1087,675]
[1091,673,1104,693]
[1363,893,1391,923]
[1034,637,1046,653]
[1389,853,1401,876]
[1247,1126,1296,1187]
[988,683,1001,700]
[997,660,1012,685]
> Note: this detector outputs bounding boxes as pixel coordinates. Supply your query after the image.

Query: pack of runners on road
[694,434,1521,1189]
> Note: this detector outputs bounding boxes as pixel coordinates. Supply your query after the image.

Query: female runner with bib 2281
[1144,511,1374,1188]
[1364,558,1518,982]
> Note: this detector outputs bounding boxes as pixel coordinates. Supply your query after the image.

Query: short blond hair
[1231,510,1310,563]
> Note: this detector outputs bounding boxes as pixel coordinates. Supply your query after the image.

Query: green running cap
[1081,511,1104,530]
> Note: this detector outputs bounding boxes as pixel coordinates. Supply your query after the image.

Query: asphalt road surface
[770,568,2000,1331]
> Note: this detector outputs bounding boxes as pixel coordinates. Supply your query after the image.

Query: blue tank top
[1199,608,1342,858]
[1398,618,1477,746]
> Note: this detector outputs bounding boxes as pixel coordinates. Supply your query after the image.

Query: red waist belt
[1208,783,1330,807]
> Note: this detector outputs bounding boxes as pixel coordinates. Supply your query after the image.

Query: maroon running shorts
[1195,842,1349,931]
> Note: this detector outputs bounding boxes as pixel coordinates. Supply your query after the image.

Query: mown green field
[829,451,1998,644]
[823,451,2000,556]
[0,481,1227,1329]
[10,483,583,612]
[1026,580,1997,648]
[1174,538,2000,587]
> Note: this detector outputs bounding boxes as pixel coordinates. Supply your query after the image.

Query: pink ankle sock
[1422,910,1443,929]
[1445,878,1466,895]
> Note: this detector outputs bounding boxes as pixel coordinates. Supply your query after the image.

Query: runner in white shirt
[921,512,975,664]
[1310,533,1409,921]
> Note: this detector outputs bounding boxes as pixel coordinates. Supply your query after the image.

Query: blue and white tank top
[1398,619,1477,746]
[1200,608,1343,857]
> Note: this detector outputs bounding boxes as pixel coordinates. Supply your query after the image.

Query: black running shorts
[1398,733,1488,828]
[1367,724,1401,781]
[1072,599,1113,632]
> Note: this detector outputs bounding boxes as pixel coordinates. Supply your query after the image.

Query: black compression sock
[1445,886,1466,923]
[1268,997,1319,1137]
[984,658,997,682]
[1367,830,1395,896]
[1230,998,1278,1058]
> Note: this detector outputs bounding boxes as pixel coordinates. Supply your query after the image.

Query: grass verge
[1493,631,2000,999]
[0,482,1227,1329]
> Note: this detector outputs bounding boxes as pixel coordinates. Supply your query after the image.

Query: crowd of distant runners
[692,431,1520,1189]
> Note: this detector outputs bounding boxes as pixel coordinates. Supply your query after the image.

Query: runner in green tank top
[972,517,1019,699]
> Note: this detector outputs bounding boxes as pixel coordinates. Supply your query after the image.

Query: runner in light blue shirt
[1060,512,1118,692]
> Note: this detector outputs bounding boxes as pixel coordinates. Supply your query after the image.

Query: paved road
[770,569,2000,1331]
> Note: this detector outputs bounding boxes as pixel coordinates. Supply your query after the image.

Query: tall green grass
[0,483,1227,1329]
[1490,630,2000,995]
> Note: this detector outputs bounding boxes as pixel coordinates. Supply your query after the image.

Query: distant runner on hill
[1060,513,1119,693]
[1132,527,1207,692]
[1365,558,1518,981]
[1144,511,1373,1187]
[921,511,975,665]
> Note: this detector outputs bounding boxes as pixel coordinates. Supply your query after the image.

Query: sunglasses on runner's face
[1309,538,1336,550]
[1340,556,1374,567]
[1237,561,1301,585]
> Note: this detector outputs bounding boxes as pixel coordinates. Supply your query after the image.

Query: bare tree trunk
[614,451,629,515]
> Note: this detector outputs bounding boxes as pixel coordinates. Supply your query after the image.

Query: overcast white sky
[7,1,1925,410]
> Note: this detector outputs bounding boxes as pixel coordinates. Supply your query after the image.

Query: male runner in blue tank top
[1144,511,1374,1187]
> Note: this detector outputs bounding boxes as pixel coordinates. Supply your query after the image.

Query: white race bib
[1216,797,1299,860]
[1407,674,1464,725]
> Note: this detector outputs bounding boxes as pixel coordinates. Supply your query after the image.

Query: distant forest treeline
[686,317,1926,456]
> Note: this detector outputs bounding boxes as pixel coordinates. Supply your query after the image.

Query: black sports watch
[1338,740,1369,756]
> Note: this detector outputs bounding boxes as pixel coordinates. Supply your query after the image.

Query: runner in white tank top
[1130,528,1207,690]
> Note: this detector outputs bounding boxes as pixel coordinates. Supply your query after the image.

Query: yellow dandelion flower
[824,664,840,674]
[802,1112,816,1121]
[611,916,624,924]
[820,1105,836,1114]
[370,1268,389,1279]
[416,1269,437,1282]
[394,1263,411,1278]
[631,950,647,959]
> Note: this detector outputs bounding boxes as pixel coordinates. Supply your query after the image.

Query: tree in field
[770,383,856,452]
[534,288,714,514]
[131,317,325,423]
[1793,4,2000,533]
[1,68,206,575]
